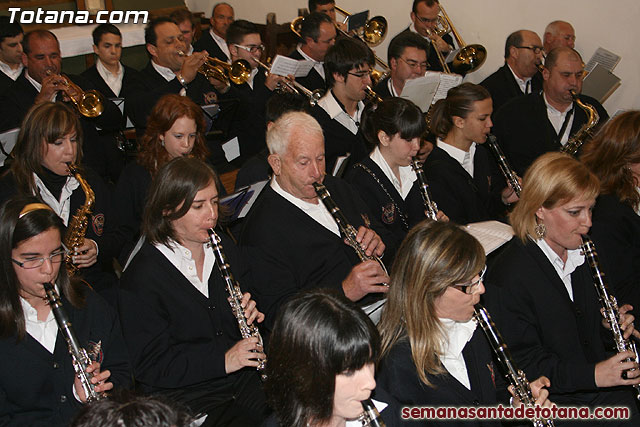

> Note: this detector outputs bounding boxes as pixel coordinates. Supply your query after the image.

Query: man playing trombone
[407,0,454,72]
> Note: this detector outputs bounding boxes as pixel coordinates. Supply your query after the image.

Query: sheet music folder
[0,127,19,166]
[220,179,268,221]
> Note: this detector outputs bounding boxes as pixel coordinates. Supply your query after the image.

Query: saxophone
[410,158,439,221]
[43,282,106,402]
[312,182,389,283]
[560,90,599,156]
[207,228,267,380]
[359,399,385,426]
[474,305,555,427]
[581,236,640,400]
[64,163,95,276]
[486,134,522,197]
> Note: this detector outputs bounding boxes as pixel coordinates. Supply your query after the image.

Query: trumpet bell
[362,16,387,46]
[291,16,303,38]
[77,90,105,118]
[229,59,252,85]
[451,44,487,75]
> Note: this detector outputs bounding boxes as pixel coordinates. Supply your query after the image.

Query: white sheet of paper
[0,127,19,166]
[222,136,240,162]
[400,75,440,112]
[332,154,350,176]
[585,47,621,73]
[465,221,514,254]
[269,55,314,78]
[434,73,463,102]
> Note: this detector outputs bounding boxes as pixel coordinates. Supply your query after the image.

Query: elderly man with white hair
[240,112,393,329]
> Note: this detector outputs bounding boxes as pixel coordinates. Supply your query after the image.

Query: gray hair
[266,111,324,156]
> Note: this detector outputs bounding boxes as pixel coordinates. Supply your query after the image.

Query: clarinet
[359,399,385,426]
[581,236,640,400]
[474,305,554,427]
[485,134,522,198]
[411,158,438,221]
[312,182,389,282]
[207,228,267,380]
[42,282,105,402]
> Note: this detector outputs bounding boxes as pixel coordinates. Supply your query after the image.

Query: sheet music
[433,73,463,102]
[465,221,514,254]
[584,47,621,73]
[400,74,440,112]
[269,55,314,78]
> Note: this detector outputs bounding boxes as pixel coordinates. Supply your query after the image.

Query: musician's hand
[595,351,640,387]
[180,50,207,84]
[354,226,385,257]
[74,361,112,402]
[71,239,98,268]
[35,74,65,104]
[429,33,452,53]
[225,337,265,374]
[265,73,287,91]
[240,292,264,326]
[508,376,552,408]
[501,183,519,205]
[615,304,640,340]
[435,210,449,222]
[342,260,389,301]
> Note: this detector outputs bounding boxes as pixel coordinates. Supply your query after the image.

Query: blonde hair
[378,220,485,387]
[510,152,599,241]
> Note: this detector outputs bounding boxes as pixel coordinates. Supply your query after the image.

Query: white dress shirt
[155,239,215,298]
[0,60,23,81]
[543,93,575,146]
[296,45,325,80]
[437,138,477,177]
[270,176,340,236]
[535,237,585,301]
[151,60,186,96]
[317,90,363,135]
[25,71,56,101]
[507,63,532,94]
[370,146,416,199]
[210,28,231,61]
[33,173,79,226]
[96,59,124,97]
[21,297,57,353]
[439,318,477,390]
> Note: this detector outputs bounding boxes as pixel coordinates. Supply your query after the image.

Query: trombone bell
[451,44,487,75]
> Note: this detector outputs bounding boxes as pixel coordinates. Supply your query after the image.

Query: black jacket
[288,48,327,93]
[479,64,542,114]
[193,30,230,62]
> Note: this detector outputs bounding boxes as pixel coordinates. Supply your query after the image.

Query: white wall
[186,0,640,113]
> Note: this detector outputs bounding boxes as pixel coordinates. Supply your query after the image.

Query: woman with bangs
[484,152,640,424]
[113,94,211,264]
[0,102,116,294]
[581,111,640,315]
[377,220,550,426]
[264,289,399,427]
[345,97,448,252]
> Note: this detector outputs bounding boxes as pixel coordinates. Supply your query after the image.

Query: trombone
[290,6,390,84]
[47,70,104,118]
[426,2,487,74]
[254,58,324,106]
[177,50,251,86]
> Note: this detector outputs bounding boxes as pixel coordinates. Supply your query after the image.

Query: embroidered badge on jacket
[381,203,396,224]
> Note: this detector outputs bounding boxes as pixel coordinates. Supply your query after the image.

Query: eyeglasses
[451,265,487,294]
[415,15,439,24]
[234,43,265,54]
[12,246,68,269]
[347,70,372,79]
[399,57,428,71]
[515,45,543,54]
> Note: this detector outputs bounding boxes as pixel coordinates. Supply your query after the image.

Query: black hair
[299,12,333,44]
[144,16,175,46]
[226,19,259,46]
[92,23,121,46]
[504,30,524,59]
[412,0,439,14]
[265,91,312,123]
[22,30,58,56]
[387,31,430,65]
[265,289,379,427]
[0,16,23,44]
[362,97,427,147]
[308,0,335,13]
[324,37,374,87]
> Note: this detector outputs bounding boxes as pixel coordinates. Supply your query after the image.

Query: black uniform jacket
[193,31,230,62]
[484,238,614,405]
[479,64,542,114]
[288,48,327,93]
[0,289,131,426]
[345,157,426,252]
[377,331,500,427]
[492,92,608,176]
[240,175,394,330]
[118,234,249,395]
[423,144,506,225]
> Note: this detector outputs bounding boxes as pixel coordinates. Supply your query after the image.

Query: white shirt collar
[209,28,231,61]
[20,295,57,353]
[317,90,363,135]
[534,237,585,301]
[154,239,214,298]
[506,63,531,94]
[25,70,43,92]
[151,60,177,82]
[370,146,416,199]
[247,67,259,90]
[96,58,124,97]
[439,318,477,390]
[270,176,340,236]
[543,93,575,145]
[437,138,477,176]
[0,59,23,81]
[387,77,399,97]
[33,173,79,225]
[296,44,325,80]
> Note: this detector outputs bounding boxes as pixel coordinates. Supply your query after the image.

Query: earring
[534,222,546,239]
[160,139,165,147]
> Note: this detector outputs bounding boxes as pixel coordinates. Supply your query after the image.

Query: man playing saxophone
[492,47,608,176]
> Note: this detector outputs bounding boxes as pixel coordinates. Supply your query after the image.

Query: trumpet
[46,70,104,118]
[254,58,324,106]
[365,86,382,104]
[425,2,487,74]
[177,50,251,86]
